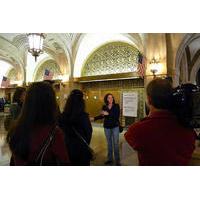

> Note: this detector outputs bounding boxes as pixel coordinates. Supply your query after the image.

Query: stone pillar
[144,33,167,86]
[165,33,185,86]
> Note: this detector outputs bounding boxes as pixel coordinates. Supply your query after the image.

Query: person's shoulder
[128,117,150,130]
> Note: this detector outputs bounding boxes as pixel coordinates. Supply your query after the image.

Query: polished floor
[90,124,138,166]
[0,113,11,165]
[1,112,200,166]
[0,112,138,166]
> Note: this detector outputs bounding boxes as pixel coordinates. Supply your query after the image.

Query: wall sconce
[150,58,160,78]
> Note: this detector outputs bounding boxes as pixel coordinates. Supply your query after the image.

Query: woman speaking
[94,93,120,166]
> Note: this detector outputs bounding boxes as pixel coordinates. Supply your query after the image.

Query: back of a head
[63,89,85,121]
[12,87,26,104]
[24,81,58,126]
[146,78,173,110]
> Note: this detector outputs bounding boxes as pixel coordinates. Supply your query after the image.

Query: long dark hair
[12,87,26,106]
[63,89,85,122]
[104,93,116,105]
[7,82,58,160]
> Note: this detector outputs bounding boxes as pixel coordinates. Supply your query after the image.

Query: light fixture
[150,58,160,78]
[27,33,45,62]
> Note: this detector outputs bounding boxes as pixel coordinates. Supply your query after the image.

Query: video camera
[172,83,200,128]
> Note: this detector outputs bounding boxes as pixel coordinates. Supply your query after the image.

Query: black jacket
[59,112,92,166]
[94,104,120,128]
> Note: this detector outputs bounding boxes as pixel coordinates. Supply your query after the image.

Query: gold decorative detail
[82,42,139,77]
[74,72,140,83]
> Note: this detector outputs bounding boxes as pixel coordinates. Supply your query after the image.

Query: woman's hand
[101,111,109,116]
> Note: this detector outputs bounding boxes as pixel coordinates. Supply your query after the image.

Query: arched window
[82,42,139,77]
[34,59,62,82]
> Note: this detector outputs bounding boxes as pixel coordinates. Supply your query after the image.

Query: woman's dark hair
[12,87,26,105]
[63,89,85,121]
[7,82,58,160]
[104,93,115,105]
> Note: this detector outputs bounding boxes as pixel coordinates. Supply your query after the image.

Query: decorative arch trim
[81,41,140,77]
[33,58,62,82]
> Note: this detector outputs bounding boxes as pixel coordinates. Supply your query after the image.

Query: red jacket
[12,126,70,165]
[124,110,196,166]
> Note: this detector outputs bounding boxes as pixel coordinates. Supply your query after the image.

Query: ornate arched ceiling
[0,60,13,82]
[0,35,24,67]
[0,33,72,82]
[72,33,145,77]
[34,59,62,82]
[0,33,148,81]
[6,67,18,82]
[175,33,200,84]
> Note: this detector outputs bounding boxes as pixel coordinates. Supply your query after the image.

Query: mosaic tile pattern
[82,42,140,76]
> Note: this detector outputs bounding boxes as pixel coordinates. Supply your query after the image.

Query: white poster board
[122,92,138,117]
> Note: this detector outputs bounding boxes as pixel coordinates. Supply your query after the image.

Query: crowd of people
[3,78,197,166]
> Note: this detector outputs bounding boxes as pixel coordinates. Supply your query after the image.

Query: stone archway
[6,67,18,84]
[81,41,140,77]
[175,33,200,85]
[190,58,200,84]
[73,33,144,78]
[33,59,62,82]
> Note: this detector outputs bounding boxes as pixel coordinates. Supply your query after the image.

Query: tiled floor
[1,112,200,166]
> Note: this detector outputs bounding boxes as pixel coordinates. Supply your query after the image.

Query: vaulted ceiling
[0,33,75,67]
[0,33,147,82]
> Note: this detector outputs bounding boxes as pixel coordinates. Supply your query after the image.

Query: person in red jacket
[7,82,70,165]
[124,78,196,166]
